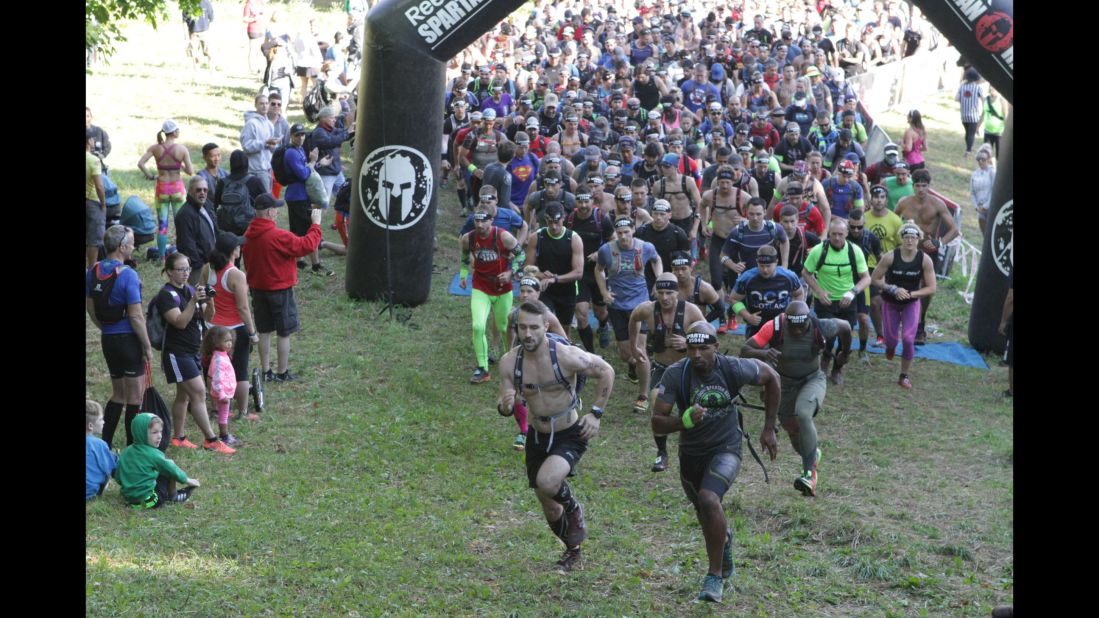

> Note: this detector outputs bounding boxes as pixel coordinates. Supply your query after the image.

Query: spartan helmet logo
[991,199,1013,277]
[359,146,433,231]
[380,153,416,223]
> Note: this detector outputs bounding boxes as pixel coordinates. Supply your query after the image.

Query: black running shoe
[555,547,582,573]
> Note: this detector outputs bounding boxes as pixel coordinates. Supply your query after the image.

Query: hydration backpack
[216,177,256,235]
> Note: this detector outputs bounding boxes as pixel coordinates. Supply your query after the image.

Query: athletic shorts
[230,326,251,380]
[650,361,670,388]
[541,291,578,332]
[287,199,313,236]
[813,298,858,329]
[87,200,106,246]
[922,241,946,275]
[777,371,826,422]
[162,350,202,385]
[856,286,871,315]
[608,306,634,342]
[294,66,319,78]
[575,276,607,307]
[679,448,742,507]
[525,421,588,488]
[102,332,144,379]
[129,475,174,509]
[253,288,300,337]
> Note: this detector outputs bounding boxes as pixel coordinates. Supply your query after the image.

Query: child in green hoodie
[114,413,201,508]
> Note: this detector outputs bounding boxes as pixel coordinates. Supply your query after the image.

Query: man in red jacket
[243,193,323,383]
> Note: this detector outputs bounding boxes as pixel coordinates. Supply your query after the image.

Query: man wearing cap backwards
[636,199,691,292]
[243,193,323,384]
[596,216,662,413]
[801,218,871,386]
[525,202,585,339]
[773,122,814,175]
[524,170,577,229]
[894,169,958,344]
[496,299,615,574]
[728,244,805,338]
[871,221,937,389]
[629,271,707,473]
[460,206,522,385]
[566,186,614,352]
[741,299,849,498]
[784,89,818,136]
[653,319,780,603]
[654,153,704,245]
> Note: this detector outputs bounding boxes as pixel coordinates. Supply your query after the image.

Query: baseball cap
[755,154,770,164]
[585,145,601,159]
[290,123,307,135]
[786,123,801,133]
[525,116,539,128]
[839,160,856,174]
[804,66,821,77]
[482,108,497,120]
[161,119,179,134]
[254,193,285,210]
[515,132,531,144]
[661,153,680,166]
[215,231,244,254]
[470,111,483,121]
[750,136,765,149]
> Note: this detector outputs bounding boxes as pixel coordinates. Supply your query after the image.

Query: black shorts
[294,66,319,78]
[525,421,588,488]
[163,350,202,384]
[102,332,144,379]
[649,361,670,388]
[229,326,251,380]
[670,214,696,237]
[287,199,313,236]
[129,475,174,509]
[253,288,301,337]
[813,298,858,329]
[679,449,742,508]
[541,290,578,331]
[608,306,634,342]
[856,287,871,315]
[575,276,607,307]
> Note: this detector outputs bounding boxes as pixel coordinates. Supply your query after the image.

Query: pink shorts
[156,179,186,200]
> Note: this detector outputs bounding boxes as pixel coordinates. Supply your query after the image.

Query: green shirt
[86,152,102,203]
[803,240,868,301]
[864,209,903,253]
[884,177,914,212]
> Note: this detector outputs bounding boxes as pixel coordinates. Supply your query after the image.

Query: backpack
[333,178,352,213]
[608,238,645,275]
[271,146,293,186]
[101,172,121,208]
[216,177,256,235]
[813,239,860,287]
[303,82,326,122]
[90,263,126,325]
[657,173,696,208]
[770,312,826,354]
[146,286,168,351]
[565,206,603,238]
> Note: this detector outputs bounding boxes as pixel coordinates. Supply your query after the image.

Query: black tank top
[568,209,606,277]
[536,228,576,296]
[652,299,687,354]
[885,248,922,305]
[753,170,776,204]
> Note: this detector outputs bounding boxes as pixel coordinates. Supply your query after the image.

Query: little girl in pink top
[202,326,240,447]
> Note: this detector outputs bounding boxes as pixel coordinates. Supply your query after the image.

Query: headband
[473,212,490,221]
[756,254,778,264]
[654,280,678,291]
[614,218,633,229]
[786,313,809,324]
[671,257,691,267]
[686,332,718,346]
[519,277,541,290]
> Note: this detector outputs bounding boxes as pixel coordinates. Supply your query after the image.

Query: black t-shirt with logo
[657,355,761,456]
[155,283,204,356]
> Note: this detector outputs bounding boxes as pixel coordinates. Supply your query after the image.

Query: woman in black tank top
[870,224,937,389]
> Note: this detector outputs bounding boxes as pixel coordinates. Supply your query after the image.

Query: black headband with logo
[686,332,718,346]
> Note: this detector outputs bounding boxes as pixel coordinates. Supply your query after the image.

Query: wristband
[248,331,257,337]
[467,164,477,173]
[460,267,469,279]
[732,301,746,314]
[681,405,695,429]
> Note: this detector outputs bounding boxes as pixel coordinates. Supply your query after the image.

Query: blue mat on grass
[448,273,987,369]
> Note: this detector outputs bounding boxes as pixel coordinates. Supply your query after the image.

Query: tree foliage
[86,0,203,68]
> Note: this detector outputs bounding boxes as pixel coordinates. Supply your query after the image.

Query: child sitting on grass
[114,413,200,509]
[86,401,118,500]
[202,325,241,446]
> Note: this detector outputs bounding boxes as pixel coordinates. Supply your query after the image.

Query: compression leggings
[471,288,514,370]
[155,193,185,257]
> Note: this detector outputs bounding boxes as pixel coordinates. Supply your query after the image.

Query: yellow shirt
[86,152,102,202]
[864,209,903,253]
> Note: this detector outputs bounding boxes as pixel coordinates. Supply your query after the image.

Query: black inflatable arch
[345,0,526,306]
[909,0,1013,353]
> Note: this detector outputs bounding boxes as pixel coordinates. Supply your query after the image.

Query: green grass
[87,4,1012,614]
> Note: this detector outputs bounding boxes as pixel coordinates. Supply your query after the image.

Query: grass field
[86,4,1012,615]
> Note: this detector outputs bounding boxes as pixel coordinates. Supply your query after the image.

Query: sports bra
[156,144,185,172]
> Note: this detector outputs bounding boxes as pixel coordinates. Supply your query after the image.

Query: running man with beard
[497,300,615,573]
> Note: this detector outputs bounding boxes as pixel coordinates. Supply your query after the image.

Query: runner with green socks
[460,209,521,384]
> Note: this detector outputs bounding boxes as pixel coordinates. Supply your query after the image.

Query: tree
[86,0,203,69]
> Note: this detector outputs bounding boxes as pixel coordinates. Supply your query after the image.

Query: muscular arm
[558,233,585,283]
[813,181,831,229]
[699,190,713,235]
[914,253,938,299]
[496,350,519,415]
[628,303,652,362]
[936,199,959,245]
[137,146,156,180]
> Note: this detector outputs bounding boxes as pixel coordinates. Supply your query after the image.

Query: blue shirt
[597,239,658,311]
[732,266,803,317]
[823,177,864,219]
[283,146,311,202]
[460,207,524,236]
[86,435,118,500]
[196,167,228,192]
[85,259,142,335]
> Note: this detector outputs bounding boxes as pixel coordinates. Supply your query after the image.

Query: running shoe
[513,433,526,451]
[312,263,335,277]
[275,370,298,382]
[221,434,241,447]
[598,324,611,348]
[555,547,582,573]
[626,364,638,384]
[171,437,198,449]
[470,367,491,384]
[698,574,724,602]
[899,374,913,390]
[652,451,669,473]
[564,503,587,548]
[875,335,885,347]
[633,395,648,414]
[727,317,739,332]
[297,259,307,270]
[173,486,195,503]
[722,528,735,579]
[264,369,276,383]
[204,438,237,455]
[717,321,729,335]
[794,468,817,497]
